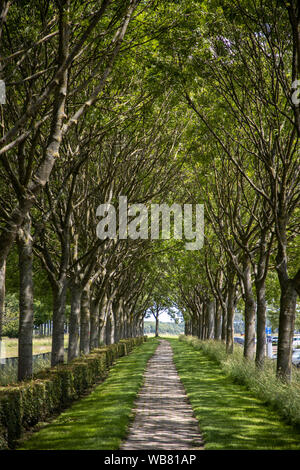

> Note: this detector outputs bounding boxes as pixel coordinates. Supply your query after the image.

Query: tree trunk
[242,258,256,360]
[202,308,206,339]
[99,319,106,345]
[214,299,222,340]
[120,309,126,339]
[275,219,300,382]
[17,217,34,381]
[105,299,115,345]
[276,278,297,382]
[109,308,115,343]
[113,308,119,343]
[184,319,189,335]
[106,313,112,345]
[51,278,67,366]
[133,317,139,337]
[255,277,267,368]
[221,294,227,341]
[90,296,100,350]
[122,309,128,338]
[155,314,159,337]
[113,299,123,343]
[128,314,133,338]
[80,285,90,355]
[0,258,6,360]
[191,312,198,336]
[199,309,204,339]
[68,283,81,361]
[254,230,270,368]
[207,300,215,339]
[226,271,235,354]
[139,318,144,336]
[99,293,108,345]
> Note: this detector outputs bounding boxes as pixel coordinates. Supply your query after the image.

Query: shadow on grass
[18,339,159,450]
[169,338,300,450]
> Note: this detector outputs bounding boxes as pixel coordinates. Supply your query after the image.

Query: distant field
[0,336,69,358]
[143,321,184,337]
[145,333,180,338]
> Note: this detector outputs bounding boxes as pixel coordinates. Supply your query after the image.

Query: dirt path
[121,339,204,450]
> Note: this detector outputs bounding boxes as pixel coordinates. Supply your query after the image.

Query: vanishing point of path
[121,339,204,450]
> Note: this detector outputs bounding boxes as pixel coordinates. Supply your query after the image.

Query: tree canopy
[0,0,299,383]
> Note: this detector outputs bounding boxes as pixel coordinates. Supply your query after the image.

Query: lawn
[168,337,300,450]
[18,338,159,450]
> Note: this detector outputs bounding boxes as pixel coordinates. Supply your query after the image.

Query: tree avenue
[0,0,299,388]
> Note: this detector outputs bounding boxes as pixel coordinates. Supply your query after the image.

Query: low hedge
[0,336,146,449]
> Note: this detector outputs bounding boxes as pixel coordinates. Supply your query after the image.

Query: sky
[145,310,178,323]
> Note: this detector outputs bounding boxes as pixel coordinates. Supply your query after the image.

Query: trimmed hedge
[0,336,146,449]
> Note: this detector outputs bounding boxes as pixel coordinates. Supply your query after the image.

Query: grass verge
[180,335,300,429]
[169,337,300,450]
[17,338,159,450]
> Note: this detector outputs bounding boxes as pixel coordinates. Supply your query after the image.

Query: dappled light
[171,339,300,450]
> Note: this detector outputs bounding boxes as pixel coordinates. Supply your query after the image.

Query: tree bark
[255,277,267,368]
[68,283,81,361]
[17,216,34,381]
[214,299,222,340]
[51,277,67,366]
[221,294,227,341]
[105,299,115,345]
[99,319,106,345]
[119,309,126,339]
[99,293,108,345]
[106,313,112,345]
[276,219,300,382]
[122,308,128,339]
[242,258,256,360]
[113,308,119,343]
[109,308,115,344]
[139,317,144,336]
[155,314,159,337]
[80,285,90,355]
[254,228,271,368]
[207,300,215,339]
[226,269,235,354]
[276,278,298,382]
[90,296,100,350]
[0,258,6,359]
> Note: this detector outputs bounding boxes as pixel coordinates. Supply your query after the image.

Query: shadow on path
[121,339,204,450]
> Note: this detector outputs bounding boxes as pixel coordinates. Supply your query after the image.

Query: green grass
[179,336,300,428]
[169,338,300,450]
[18,338,159,450]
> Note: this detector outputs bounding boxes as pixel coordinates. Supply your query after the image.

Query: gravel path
[121,339,204,450]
